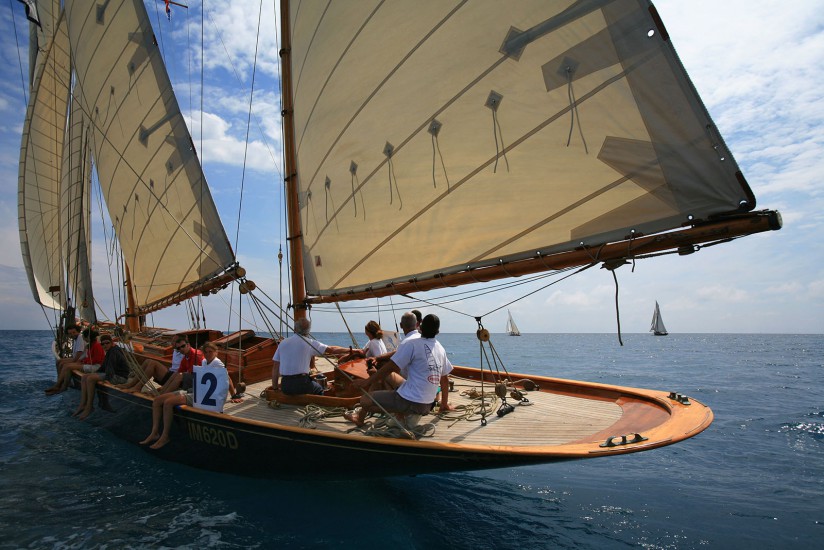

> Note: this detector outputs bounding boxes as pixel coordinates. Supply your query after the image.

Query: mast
[279,0,308,320]
[123,264,141,333]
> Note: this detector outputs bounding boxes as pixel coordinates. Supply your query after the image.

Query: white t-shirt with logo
[392,337,452,405]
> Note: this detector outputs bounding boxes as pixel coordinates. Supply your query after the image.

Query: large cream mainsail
[65,0,235,309]
[287,0,755,298]
[60,94,96,323]
[18,4,69,310]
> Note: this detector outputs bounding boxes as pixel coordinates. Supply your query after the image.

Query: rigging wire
[185,2,194,132]
[479,262,597,318]
[196,0,206,337]
[93,173,121,324]
[8,0,57,335]
[226,0,264,341]
[335,303,359,347]
[274,4,294,332]
[150,0,168,66]
[311,270,562,313]
[203,5,281,172]
[232,0,263,255]
[9,0,28,105]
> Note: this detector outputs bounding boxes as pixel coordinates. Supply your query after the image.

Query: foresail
[288,0,757,299]
[65,0,235,309]
[18,5,69,310]
[60,94,96,323]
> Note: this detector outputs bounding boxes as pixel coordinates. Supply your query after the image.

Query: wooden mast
[279,0,308,320]
[123,264,141,333]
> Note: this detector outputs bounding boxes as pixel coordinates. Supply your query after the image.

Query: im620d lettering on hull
[187,422,239,449]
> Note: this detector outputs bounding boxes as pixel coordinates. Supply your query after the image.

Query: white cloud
[545,284,615,308]
[809,280,824,299]
[185,109,281,174]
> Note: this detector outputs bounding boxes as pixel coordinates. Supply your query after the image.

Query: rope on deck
[296,404,349,429]
[346,415,436,440]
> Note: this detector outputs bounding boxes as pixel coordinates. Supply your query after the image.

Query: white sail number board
[193,365,230,413]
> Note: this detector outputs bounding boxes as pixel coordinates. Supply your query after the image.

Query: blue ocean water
[1,330,822,548]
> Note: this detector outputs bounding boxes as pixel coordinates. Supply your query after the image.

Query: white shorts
[81,364,101,374]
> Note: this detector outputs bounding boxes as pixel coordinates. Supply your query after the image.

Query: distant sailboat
[650,301,668,336]
[506,310,521,336]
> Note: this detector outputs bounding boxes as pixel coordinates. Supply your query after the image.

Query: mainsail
[284,0,775,305]
[64,0,236,312]
[18,1,69,310]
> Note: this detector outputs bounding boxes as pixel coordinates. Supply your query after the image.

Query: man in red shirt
[167,336,203,392]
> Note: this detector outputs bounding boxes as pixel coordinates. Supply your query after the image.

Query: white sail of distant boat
[650,301,668,336]
[506,310,521,336]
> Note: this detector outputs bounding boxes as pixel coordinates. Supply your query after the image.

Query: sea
[0,331,821,549]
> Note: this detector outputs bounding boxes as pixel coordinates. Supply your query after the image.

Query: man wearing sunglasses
[166,336,204,392]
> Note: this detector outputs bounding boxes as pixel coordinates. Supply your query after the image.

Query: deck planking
[222,376,623,448]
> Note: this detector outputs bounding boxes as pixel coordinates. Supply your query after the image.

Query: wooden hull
[70,362,713,479]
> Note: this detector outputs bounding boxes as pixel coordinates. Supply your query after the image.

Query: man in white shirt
[367,311,419,388]
[55,324,86,375]
[348,314,454,426]
[272,318,354,395]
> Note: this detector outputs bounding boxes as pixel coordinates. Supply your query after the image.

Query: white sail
[64,0,236,309]
[650,300,667,335]
[506,310,521,336]
[59,94,96,323]
[18,6,70,310]
[26,0,61,82]
[287,0,756,299]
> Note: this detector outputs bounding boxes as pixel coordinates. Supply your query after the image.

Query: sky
[0,0,821,335]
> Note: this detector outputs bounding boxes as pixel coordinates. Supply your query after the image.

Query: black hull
[73,383,571,479]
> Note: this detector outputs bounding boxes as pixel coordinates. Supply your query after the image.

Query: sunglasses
[175,343,188,350]
[101,341,112,346]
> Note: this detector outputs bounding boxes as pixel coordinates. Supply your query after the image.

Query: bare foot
[344,408,366,427]
[77,408,93,420]
[71,408,83,417]
[149,437,170,450]
[45,388,65,396]
[139,434,159,445]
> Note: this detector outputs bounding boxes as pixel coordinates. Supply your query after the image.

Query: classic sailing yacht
[650,301,668,336]
[506,311,522,336]
[19,0,782,477]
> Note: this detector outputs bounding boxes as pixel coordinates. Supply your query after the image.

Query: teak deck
[224,376,623,448]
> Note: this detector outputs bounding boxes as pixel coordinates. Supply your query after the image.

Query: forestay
[64,0,235,309]
[287,0,755,298]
